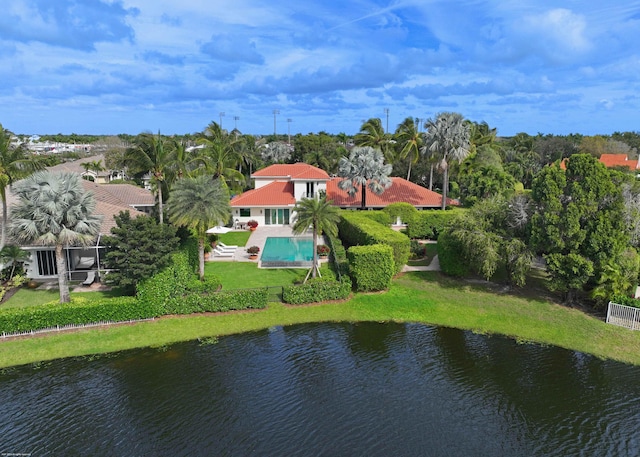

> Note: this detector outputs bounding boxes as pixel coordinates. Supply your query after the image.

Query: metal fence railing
[606,302,640,331]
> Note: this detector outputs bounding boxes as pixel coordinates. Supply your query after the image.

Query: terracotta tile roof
[599,154,638,169]
[47,154,109,175]
[81,181,155,207]
[326,177,456,208]
[252,163,330,180]
[230,181,296,207]
[95,201,147,235]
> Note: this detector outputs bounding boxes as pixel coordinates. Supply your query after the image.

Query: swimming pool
[261,237,313,267]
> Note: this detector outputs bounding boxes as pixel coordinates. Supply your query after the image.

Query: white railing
[606,302,640,330]
[1,318,155,339]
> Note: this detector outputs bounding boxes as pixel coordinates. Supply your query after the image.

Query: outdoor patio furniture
[213,247,235,257]
[218,241,238,250]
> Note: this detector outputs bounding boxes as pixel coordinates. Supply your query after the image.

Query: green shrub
[611,295,640,308]
[164,288,269,314]
[407,209,462,239]
[384,202,418,225]
[358,210,391,225]
[347,244,395,292]
[338,211,410,274]
[136,250,194,312]
[410,240,427,259]
[0,296,155,335]
[325,232,349,278]
[283,276,352,304]
[437,230,469,277]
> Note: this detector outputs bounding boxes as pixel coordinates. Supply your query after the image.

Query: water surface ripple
[1,323,639,456]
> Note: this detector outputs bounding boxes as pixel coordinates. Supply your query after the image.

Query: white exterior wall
[293,180,327,200]
[232,208,266,227]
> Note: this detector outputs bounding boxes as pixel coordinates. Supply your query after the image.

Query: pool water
[261,237,313,262]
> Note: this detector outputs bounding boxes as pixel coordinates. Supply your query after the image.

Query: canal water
[1,322,639,456]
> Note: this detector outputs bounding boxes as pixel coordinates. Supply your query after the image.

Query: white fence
[606,302,640,330]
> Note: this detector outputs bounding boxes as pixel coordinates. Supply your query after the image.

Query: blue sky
[1,0,639,137]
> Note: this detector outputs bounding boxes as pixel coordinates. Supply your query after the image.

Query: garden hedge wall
[338,211,410,274]
[283,276,352,304]
[0,296,155,335]
[406,209,462,240]
[437,230,469,277]
[347,244,395,292]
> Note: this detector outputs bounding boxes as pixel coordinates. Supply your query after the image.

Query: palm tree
[124,132,176,224]
[9,171,102,303]
[0,244,30,280]
[198,122,245,192]
[291,194,340,281]
[355,118,392,162]
[338,146,392,209]
[0,124,43,248]
[423,112,471,209]
[394,117,422,181]
[166,175,231,280]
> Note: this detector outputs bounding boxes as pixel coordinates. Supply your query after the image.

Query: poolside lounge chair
[213,247,235,257]
[218,241,238,250]
[82,271,96,286]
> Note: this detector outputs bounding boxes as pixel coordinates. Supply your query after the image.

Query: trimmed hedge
[338,211,410,274]
[358,210,391,225]
[0,296,154,335]
[406,209,462,240]
[347,244,395,292]
[325,231,349,278]
[383,202,418,225]
[437,230,469,277]
[283,277,352,305]
[136,250,196,312]
[164,288,269,314]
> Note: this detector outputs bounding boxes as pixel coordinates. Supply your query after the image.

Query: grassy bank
[1,271,640,369]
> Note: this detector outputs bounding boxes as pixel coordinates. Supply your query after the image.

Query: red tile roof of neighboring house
[599,154,638,169]
[252,163,330,180]
[326,177,456,208]
[230,181,296,207]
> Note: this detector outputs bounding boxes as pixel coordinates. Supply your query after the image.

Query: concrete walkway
[402,255,440,272]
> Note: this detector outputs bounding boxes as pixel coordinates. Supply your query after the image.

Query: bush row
[283,276,352,304]
[0,296,152,335]
[437,230,469,277]
[164,288,268,314]
[406,209,462,240]
[338,211,410,274]
[325,231,349,278]
[347,244,395,292]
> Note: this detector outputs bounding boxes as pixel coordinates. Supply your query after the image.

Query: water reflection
[0,323,639,456]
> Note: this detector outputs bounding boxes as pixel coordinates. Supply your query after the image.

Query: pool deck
[208,226,324,265]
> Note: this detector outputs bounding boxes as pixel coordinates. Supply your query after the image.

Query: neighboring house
[3,163,155,282]
[230,163,453,227]
[561,154,640,172]
[47,154,127,184]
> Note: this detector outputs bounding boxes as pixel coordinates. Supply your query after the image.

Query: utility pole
[287,118,292,144]
[219,112,225,130]
[273,109,280,137]
[384,108,390,134]
[234,116,239,130]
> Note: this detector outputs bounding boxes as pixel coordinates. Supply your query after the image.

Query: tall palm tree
[9,171,102,303]
[291,194,340,281]
[166,175,231,280]
[423,112,471,209]
[124,132,176,224]
[394,117,422,181]
[355,118,392,162]
[338,146,392,209]
[0,124,43,248]
[198,122,245,192]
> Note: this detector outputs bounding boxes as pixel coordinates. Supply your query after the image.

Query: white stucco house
[230,163,455,228]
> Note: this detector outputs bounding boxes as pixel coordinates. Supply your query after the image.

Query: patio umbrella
[206,226,232,234]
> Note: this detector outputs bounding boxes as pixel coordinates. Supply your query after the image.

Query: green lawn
[205,261,335,289]
[407,243,438,266]
[217,231,252,247]
[2,270,640,369]
[1,287,128,309]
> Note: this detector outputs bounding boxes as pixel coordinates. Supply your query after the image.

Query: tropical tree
[167,175,231,280]
[101,212,179,295]
[260,141,291,164]
[338,146,392,209]
[168,139,207,180]
[291,194,340,281]
[355,118,392,162]
[0,244,30,280]
[198,121,245,192]
[9,171,102,303]
[422,112,471,209]
[123,132,176,224]
[394,117,422,181]
[0,124,43,248]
